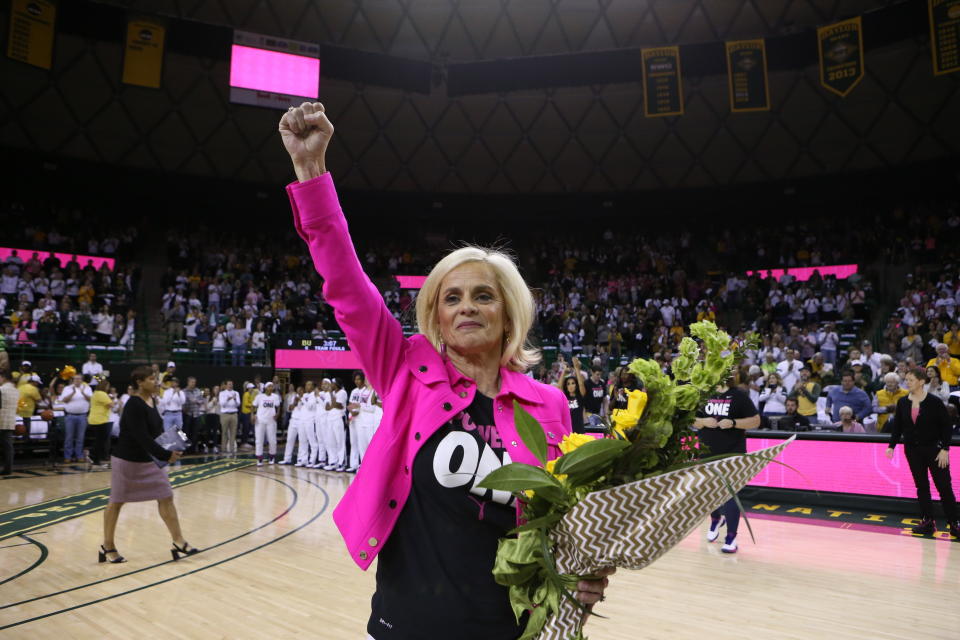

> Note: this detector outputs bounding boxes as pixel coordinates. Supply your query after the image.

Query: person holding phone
[101,366,198,563]
[555,357,587,434]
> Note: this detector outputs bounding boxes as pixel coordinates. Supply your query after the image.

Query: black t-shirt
[696,387,758,455]
[582,380,606,415]
[567,391,585,434]
[369,393,524,640]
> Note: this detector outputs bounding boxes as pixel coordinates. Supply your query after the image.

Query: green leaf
[477,463,563,493]
[513,400,548,465]
[508,511,564,535]
[552,438,631,476]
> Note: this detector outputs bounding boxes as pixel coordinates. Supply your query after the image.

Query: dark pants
[711,497,741,539]
[203,414,221,446]
[905,444,959,522]
[0,430,12,474]
[183,415,202,452]
[239,412,253,444]
[88,422,112,465]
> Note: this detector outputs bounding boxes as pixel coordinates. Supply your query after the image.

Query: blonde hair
[415,246,540,373]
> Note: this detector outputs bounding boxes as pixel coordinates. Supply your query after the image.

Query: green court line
[0,459,253,541]
[0,535,48,587]
[0,472,329,631]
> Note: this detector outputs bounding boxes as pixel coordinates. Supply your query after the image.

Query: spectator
[759,372,788,420]
[874,372,908,433]
[926,366,951,403]
[229,324,249,366]
[836,406,866,433]
[927,343,960,387]
[825,370,872,424]
[82,352,104,377]
[789,368,821,420]
[87,378,114,468]
[777,398,811,431]
[160,377,185,431]
[218,380,240,454]
[182,377,204,452]
[59,374,92,464]
[776,349,801,393]
[0,368,17,475]
[17,373,41,420]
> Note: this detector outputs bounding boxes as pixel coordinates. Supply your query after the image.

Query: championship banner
[122,17,166,88]
[726,39,770,112]
[817,16,864,97]
[642,46,684,117]
[929,0,960,75]
[6,0,56,70]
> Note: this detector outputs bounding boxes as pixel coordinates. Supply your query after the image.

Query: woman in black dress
[100,366,199,563]
[886,367,959,538]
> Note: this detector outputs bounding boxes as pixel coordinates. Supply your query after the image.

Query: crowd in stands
[0,215,141,353]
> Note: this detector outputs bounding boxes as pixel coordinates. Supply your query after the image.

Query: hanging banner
[642,47,684,117]
[726,39,770,112]
[930,0,960,75]
[6,0,56,70]
[817,16,864,97]
[122,17,166,88]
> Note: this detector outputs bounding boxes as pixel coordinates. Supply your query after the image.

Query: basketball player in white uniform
[279,386,304,465]
[356,379,381,464]
[298,381,322,468]
[322,378,349,471]
[311,379,331,469]
[252,381,281,466]
[345,371,365,472]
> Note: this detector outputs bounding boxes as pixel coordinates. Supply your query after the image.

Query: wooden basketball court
[2,459,958,639]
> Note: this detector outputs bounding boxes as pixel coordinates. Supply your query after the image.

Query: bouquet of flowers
[478,322,794,640]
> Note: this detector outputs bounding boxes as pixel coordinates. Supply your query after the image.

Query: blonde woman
[280,102,612,639]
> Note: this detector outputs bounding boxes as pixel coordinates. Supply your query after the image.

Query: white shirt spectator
[162,387,185,412]
[253,392,281,421]
[759,384,788,414]
[59,383,93,414]
[818,329,839,351]
[0,272,18,295]
[218,388,241,414]
[82,360,104,377]
[776,358,801,393]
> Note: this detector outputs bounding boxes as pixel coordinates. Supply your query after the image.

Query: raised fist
[279,102,334,180]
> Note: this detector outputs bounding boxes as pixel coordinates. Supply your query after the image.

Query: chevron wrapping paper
[537,437,794,640]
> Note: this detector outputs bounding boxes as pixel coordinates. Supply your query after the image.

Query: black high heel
[171,541,200,561]
[99,545,126,564]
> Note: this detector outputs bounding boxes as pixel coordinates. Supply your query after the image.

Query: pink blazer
[287,173,572,570]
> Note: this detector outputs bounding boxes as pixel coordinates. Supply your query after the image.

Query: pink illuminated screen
[274,349,361,370]
[0,247,115,271]
[395,275,426,289]
[747,438,960,499]
[229,45,320,98]
[746,264,858,282]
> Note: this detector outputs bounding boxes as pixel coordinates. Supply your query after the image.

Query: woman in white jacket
[759,372,788,420]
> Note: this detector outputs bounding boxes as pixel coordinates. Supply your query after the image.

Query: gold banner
[122,17,166,88]
[6,0,56,70]
[642,46,684,117]
[817,16,864,97]
[930,0,960,75]
[726,39,770,112]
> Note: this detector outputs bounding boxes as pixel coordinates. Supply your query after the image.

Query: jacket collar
[405,334,543,404]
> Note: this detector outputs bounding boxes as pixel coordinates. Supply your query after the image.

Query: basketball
[14,423,27,436]
[40,409,55,421]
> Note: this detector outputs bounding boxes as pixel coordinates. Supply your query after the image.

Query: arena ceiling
[1,0,958,193]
